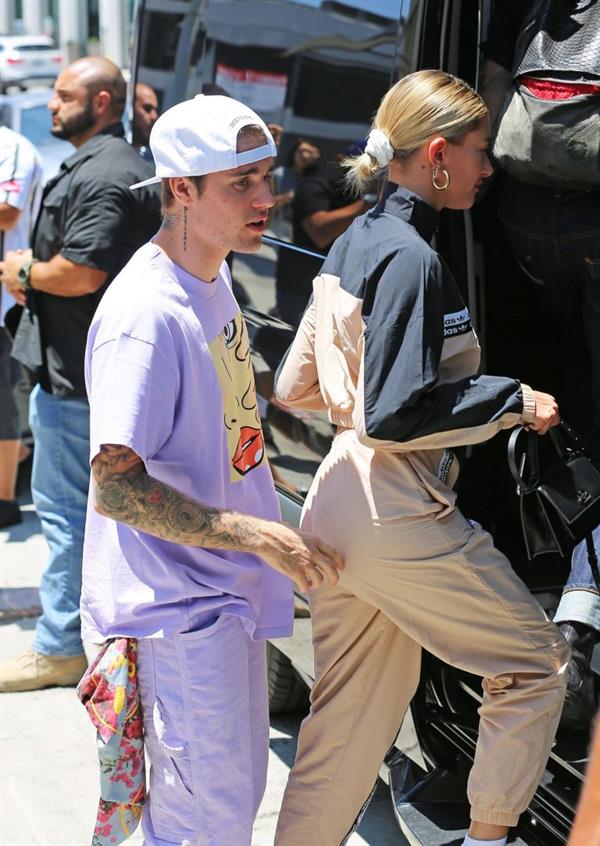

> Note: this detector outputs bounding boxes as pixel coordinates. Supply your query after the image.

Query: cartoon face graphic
[208,312,265,481]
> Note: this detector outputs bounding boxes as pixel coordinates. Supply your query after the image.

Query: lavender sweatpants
[136,614,269,846]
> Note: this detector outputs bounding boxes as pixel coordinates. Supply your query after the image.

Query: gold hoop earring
[432,167,450,191]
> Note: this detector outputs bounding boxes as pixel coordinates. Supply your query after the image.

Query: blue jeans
[29,384,90,656]
[554,529,600,633]
[499,177,600,628]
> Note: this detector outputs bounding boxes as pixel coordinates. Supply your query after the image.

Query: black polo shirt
[13,123,160,398]
[292,162,353,253]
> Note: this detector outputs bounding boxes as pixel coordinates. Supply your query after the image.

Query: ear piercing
[432,166,451,190]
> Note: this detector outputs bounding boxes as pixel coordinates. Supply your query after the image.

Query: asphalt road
[1,501,404,846]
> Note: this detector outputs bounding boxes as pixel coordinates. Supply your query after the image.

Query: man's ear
[92,90,111,118]
[168,177,194,205]
[427,136,447,168]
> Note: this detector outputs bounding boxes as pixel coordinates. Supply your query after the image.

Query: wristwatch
[17,258,38,292]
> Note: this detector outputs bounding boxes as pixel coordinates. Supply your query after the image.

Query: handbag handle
[508,426,540,492]
[552,420,588,455]
[507,420,586,493]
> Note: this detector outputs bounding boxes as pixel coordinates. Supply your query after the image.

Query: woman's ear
[427,136,447,168]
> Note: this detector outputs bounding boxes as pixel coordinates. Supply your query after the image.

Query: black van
[130,1,598,842]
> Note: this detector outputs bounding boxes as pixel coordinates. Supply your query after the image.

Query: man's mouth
[232,426,264,475]
[247,218,267,233]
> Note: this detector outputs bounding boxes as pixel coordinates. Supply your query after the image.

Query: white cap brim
[129,175,161,190]
[129,142,275,191]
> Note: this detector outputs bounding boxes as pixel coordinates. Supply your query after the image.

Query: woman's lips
[232,426,264,475]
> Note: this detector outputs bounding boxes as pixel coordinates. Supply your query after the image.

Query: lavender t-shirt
[81,242,293,642]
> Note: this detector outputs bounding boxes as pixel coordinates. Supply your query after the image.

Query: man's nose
[255,180,275,209]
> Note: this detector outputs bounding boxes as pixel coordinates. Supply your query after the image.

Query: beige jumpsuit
[273,260,569,844]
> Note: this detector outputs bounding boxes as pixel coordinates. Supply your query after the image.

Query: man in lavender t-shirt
[81,95,344,846]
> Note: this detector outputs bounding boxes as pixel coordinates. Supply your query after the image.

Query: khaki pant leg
[348,508,570,829]
[275,578,421,846]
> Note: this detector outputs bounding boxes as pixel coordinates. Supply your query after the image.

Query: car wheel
[267,642,309,715]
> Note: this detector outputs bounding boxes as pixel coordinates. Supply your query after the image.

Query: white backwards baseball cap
[129,94,277,190]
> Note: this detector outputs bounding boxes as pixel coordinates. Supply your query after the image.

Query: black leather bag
[507,422,600,560]
[492,0,600,189]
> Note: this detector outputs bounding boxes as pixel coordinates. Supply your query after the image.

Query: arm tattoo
[160,211,180,231]
[92,444,263,551]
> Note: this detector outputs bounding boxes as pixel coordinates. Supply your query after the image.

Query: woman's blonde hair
[345,69,488,194]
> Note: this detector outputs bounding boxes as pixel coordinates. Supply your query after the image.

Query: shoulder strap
[515,0,600,77]
[512,0,549,74]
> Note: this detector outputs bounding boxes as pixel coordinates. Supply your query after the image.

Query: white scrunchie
[365,128,394,167]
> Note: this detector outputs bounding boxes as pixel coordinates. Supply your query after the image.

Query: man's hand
[257,521,345,592]
[92,444,345,594]
[529,390,560,435]
[0,252,107,300]
[0,248,31,306]
[302,199,372,250]
[267,123,283,147]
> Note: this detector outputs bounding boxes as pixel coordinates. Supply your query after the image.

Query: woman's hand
[257,521,345,593]
[529,390,560,435]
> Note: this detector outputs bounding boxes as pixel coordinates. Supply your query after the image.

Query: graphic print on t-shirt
[208,311,266,481]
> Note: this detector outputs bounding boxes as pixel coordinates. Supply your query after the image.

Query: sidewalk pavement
[1,502,402,846]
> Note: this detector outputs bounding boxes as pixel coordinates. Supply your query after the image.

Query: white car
[0,90,70,181]
[0,36,63,92]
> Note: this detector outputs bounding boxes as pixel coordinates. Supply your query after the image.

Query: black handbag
[507,422,600,563]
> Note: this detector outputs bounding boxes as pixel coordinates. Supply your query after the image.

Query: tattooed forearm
[92,444,264,551]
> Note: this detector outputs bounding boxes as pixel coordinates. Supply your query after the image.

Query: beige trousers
[275,431,569,845]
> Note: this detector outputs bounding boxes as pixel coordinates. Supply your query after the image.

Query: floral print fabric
[77,638,145,845]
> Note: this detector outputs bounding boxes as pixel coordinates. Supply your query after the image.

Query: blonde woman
[273,70,569,846]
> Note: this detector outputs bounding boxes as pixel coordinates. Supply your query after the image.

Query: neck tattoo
[183,206,188,252]
[161,211,180,232]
